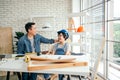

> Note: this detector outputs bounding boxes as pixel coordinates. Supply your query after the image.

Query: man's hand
[54,39,59,43]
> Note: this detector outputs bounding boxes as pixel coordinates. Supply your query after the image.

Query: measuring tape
[24,55,30,63]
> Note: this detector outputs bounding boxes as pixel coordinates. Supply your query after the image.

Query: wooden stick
[30,56,53,61]
[28,62,88,71]
[92,37,105,80]
[31,58,76,63]
[30,56,76,61]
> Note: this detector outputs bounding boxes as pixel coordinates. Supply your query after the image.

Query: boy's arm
[65,43,71,55]
[47,44,55,55]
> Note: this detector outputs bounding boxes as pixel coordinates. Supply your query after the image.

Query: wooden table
[0,54,90,80]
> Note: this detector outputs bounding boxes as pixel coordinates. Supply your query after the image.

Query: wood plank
[30,56,76,63]
[28,62,88,71]
[30,56,53,61]
[31,58,76,63]
[92,37,105,80]
[0,27,13,54]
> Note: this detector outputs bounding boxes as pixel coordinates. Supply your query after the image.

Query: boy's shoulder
[52,43,58,46]
[53,42,69,46]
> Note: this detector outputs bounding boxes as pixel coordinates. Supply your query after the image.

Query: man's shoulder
[18,35,27,41]
[35,34,41,38]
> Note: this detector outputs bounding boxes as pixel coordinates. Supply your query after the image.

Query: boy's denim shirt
[17,34,54,54]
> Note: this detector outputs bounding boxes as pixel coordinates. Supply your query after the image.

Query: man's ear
[28,28,31,32]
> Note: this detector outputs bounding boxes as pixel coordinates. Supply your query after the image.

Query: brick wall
[0,0,72,52]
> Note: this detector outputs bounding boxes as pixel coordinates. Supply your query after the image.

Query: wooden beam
[31,58,76,63]
[28,62,88,71]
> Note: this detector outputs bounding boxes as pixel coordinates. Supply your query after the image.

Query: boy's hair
[58,32,67,40]
[25,22,35,32]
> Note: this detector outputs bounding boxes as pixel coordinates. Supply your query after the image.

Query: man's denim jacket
[17,34,54,54]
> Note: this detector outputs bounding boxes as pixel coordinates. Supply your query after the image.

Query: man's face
[28,24,37,36]
[58,33,65,42]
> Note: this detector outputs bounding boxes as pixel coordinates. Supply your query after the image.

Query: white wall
[0,0,72,51]
[72,0,80,13]
[72,0,80,28]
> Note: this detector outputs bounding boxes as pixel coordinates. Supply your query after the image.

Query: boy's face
[58,33,65,42]
[28,24,37,36]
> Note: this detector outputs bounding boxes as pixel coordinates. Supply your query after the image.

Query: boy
[48,29,71,80]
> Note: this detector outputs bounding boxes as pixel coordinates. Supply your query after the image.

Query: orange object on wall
[77,25,84,32]
[69,18,74,25]
[68,18,76,32]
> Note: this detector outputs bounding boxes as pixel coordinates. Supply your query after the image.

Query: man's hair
[58,32,67,40]
[25,22,35,32]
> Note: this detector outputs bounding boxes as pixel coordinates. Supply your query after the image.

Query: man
[17,22,57,80]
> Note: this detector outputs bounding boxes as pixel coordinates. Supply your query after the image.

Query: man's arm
[17,39,25,54]
[40,35,56,44]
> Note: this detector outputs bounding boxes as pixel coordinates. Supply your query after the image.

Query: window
[72,0,120,80]
[107,0,120,80]
[81,0,105,76]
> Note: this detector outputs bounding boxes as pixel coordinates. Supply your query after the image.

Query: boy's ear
[65,36,67,39]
